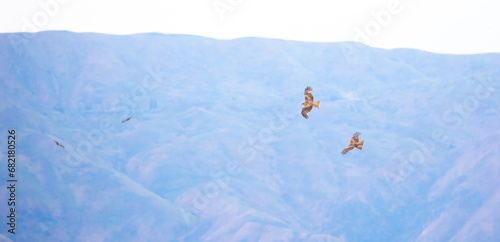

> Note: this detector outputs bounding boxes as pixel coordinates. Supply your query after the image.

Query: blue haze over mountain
[0,31,499,241]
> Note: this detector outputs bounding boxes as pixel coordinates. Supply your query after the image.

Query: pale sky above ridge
[0,0,499,54]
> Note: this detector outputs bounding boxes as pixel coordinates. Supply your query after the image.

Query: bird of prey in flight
[122,117,131,123]
[54,140,65,149]
[342,132,364,155]
[301,86,321,119]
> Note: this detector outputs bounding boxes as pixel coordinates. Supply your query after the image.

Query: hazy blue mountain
[0,31,499,241]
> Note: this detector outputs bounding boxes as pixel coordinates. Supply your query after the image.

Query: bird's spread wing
[352,132,360,143]
[304,93,314,102]
[304,86,313,94]
[54,141,65,149]
[304,87,314,102]
[342,145,355,155]
[352,135,359,143]
[301,105,313,119]
[349,137,356,145]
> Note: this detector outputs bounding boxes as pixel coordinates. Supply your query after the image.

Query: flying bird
[301,86,321,119]
[342,132,364,155]
[54,140,65,149]
[122,117,131,123]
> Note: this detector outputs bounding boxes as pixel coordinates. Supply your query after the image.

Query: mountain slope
[0,31,499,241]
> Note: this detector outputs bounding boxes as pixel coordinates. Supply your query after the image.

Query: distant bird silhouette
[122,117,131,123]
[342,132,364,155]
[301,86,321,119]
[54,140,65,149]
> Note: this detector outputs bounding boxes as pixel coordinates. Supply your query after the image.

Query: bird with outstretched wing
[301,86,321,119]
[54,140,65,149]
[122,117,131,123]
[342,132,364,155]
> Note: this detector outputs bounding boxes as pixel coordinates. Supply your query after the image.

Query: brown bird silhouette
[342,132,364,155]
[122,117,131,123]
[301,86,321,119]
[54,140,65,149]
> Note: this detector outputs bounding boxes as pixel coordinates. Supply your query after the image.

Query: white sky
[0,0,499,54]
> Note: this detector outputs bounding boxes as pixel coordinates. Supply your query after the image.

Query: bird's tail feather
[313,101,320,109]
[356,140,364,150]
